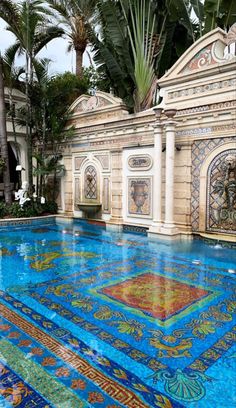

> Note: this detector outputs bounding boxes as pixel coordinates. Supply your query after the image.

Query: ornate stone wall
[60,26,236,238]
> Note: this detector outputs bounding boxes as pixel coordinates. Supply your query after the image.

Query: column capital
[163,119,177,129]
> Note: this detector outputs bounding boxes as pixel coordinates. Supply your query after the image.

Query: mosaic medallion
[99,273,211,321]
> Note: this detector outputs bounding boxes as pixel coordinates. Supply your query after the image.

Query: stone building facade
[60,26,236,240]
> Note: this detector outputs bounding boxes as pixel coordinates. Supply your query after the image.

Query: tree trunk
[0,55,12,205]
[25,53,33,194]
[75,49,84,78]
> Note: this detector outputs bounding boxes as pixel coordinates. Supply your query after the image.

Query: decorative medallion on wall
[207,149,236,234]
[128,178,151,216]
[128,155,153,171]
[85,165,97,199]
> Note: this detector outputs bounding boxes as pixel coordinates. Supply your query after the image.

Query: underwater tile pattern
[0,220,235,407]
[99,272,211,321]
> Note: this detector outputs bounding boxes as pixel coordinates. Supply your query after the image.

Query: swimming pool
[0,218,235,407]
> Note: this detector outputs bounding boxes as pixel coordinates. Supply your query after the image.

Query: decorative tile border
[188,326,236,372]
[123,224,148,234]
[0,216,56,230]
[0,358,52,407]
[0,296,181,408]
[0,340,86,408]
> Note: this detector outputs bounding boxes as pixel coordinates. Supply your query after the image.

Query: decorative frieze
[177,123,236,137]
[90,135,143,147]
[176,100,236,116]
[168,78,236,100]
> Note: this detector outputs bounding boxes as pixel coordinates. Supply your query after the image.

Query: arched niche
[84,164,98,201]
[199,142,236,234]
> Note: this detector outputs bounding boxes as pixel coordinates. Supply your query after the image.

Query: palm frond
[33,26,64,55]
[0,0,20,31]
[3,42,21,69]
[120,0,157,111]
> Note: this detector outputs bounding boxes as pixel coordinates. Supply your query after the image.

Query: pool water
[0,219,235,407]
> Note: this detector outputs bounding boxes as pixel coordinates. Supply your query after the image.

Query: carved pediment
[70,91,126,114]
[159,28,228,83]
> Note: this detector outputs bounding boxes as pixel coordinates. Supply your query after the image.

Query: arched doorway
[206,149,236,234]
[0,143,21,200]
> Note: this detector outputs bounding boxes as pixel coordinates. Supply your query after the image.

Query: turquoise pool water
[0,218,235,407]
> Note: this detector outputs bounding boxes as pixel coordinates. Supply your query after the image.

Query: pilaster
[160,109,179,236]
[149,107,163,234]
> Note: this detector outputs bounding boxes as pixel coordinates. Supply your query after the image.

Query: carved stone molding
[168,78,236,100]
[177,123,236,137]
[176,100,236,116]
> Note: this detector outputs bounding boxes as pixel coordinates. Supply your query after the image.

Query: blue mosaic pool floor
[0,219,235,407]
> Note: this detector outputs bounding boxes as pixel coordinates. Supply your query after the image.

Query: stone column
[107,148,123,231]
[161,109,179,235]
[149,107,163,234]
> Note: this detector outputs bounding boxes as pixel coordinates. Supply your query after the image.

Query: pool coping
[0,215,235,247]
[0,214,57,228]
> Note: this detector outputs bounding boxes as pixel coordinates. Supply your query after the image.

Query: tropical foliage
[17,70,88,201]
[204,0,236,33]
[92,0,204,111]
[0,0,64,191]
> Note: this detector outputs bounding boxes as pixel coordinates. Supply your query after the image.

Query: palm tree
[0,54,12,205]
[47,0,98,78]
[0,0,63,192]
